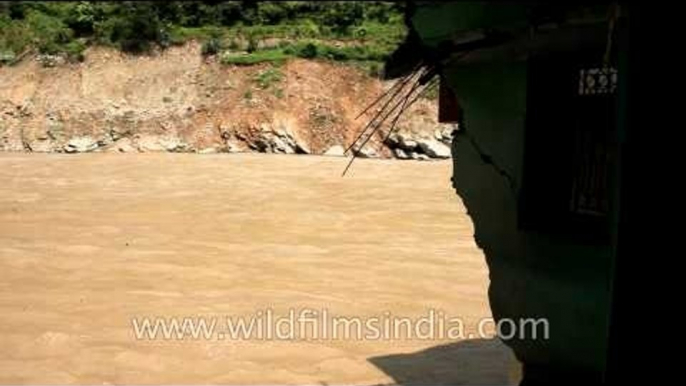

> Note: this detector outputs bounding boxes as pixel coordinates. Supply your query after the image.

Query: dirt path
[0,153,519,384]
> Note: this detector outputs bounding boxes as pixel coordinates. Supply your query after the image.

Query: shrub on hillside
[63,39,86,62]
[296,43,318,59]
[0,15,32,56]
[25,10,73,54]
[1,1,406,64]
[94,3,163,53]
[64,1,97,36]
[201,38,222,56]
[256,2,288,25]
[321,2,365,34]
[0,50,17,65]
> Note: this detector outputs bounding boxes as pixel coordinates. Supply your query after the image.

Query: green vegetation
[221,39,396,78]
[251,66,285,98]
[201,37,222,56]
[423,84,439,100]
[0,1,406,75]
[220,49,289,66]
[253,67,283,89]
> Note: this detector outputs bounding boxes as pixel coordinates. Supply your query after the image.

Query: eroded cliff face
[0,42,452,159]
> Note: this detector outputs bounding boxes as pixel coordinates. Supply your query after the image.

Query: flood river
[0,153,519,384]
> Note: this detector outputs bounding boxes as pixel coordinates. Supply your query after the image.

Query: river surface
[0,153,519,384]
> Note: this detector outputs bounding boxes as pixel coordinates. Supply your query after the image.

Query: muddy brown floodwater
[0,153,520,385]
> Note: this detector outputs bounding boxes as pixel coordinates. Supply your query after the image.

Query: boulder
[277,125,310,154]
[441,126,455,142]
[136,135,165,152]
[251,137,271,153]
[135,135,187,152]
[417,139,451,159]
[270,136,295,154]
[396,134,418,151]
[295,142,311,154]
[323,145,346,157]
[385,133,401,147]
[37,54,66,68]
[274,128,290,139]
[159,136,186,152]
[226,141,241,153]
[198,147,218,154]
[354,146,378,158]
[393,148,410,159]
[64,136,98,153]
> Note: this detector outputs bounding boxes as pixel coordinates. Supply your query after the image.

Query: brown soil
[0,42,445,156]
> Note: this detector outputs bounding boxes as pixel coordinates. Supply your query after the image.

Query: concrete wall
[444,59,612,372]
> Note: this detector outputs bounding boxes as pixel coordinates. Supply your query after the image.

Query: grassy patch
[284,41,392,62]
[218,39,398,71]
[348,60,385,78]
[220,49,289,66]
[253,67,284,89]
[168,26,225,45]
[423,85,440,100]
[250,67,286,98]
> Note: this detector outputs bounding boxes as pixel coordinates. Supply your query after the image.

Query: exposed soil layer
[0,42,451,158]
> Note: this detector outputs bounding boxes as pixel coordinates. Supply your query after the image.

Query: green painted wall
[411,2,529,48]
[443,59,612,372]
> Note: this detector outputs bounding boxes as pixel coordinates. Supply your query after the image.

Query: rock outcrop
[384,126,456,161]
